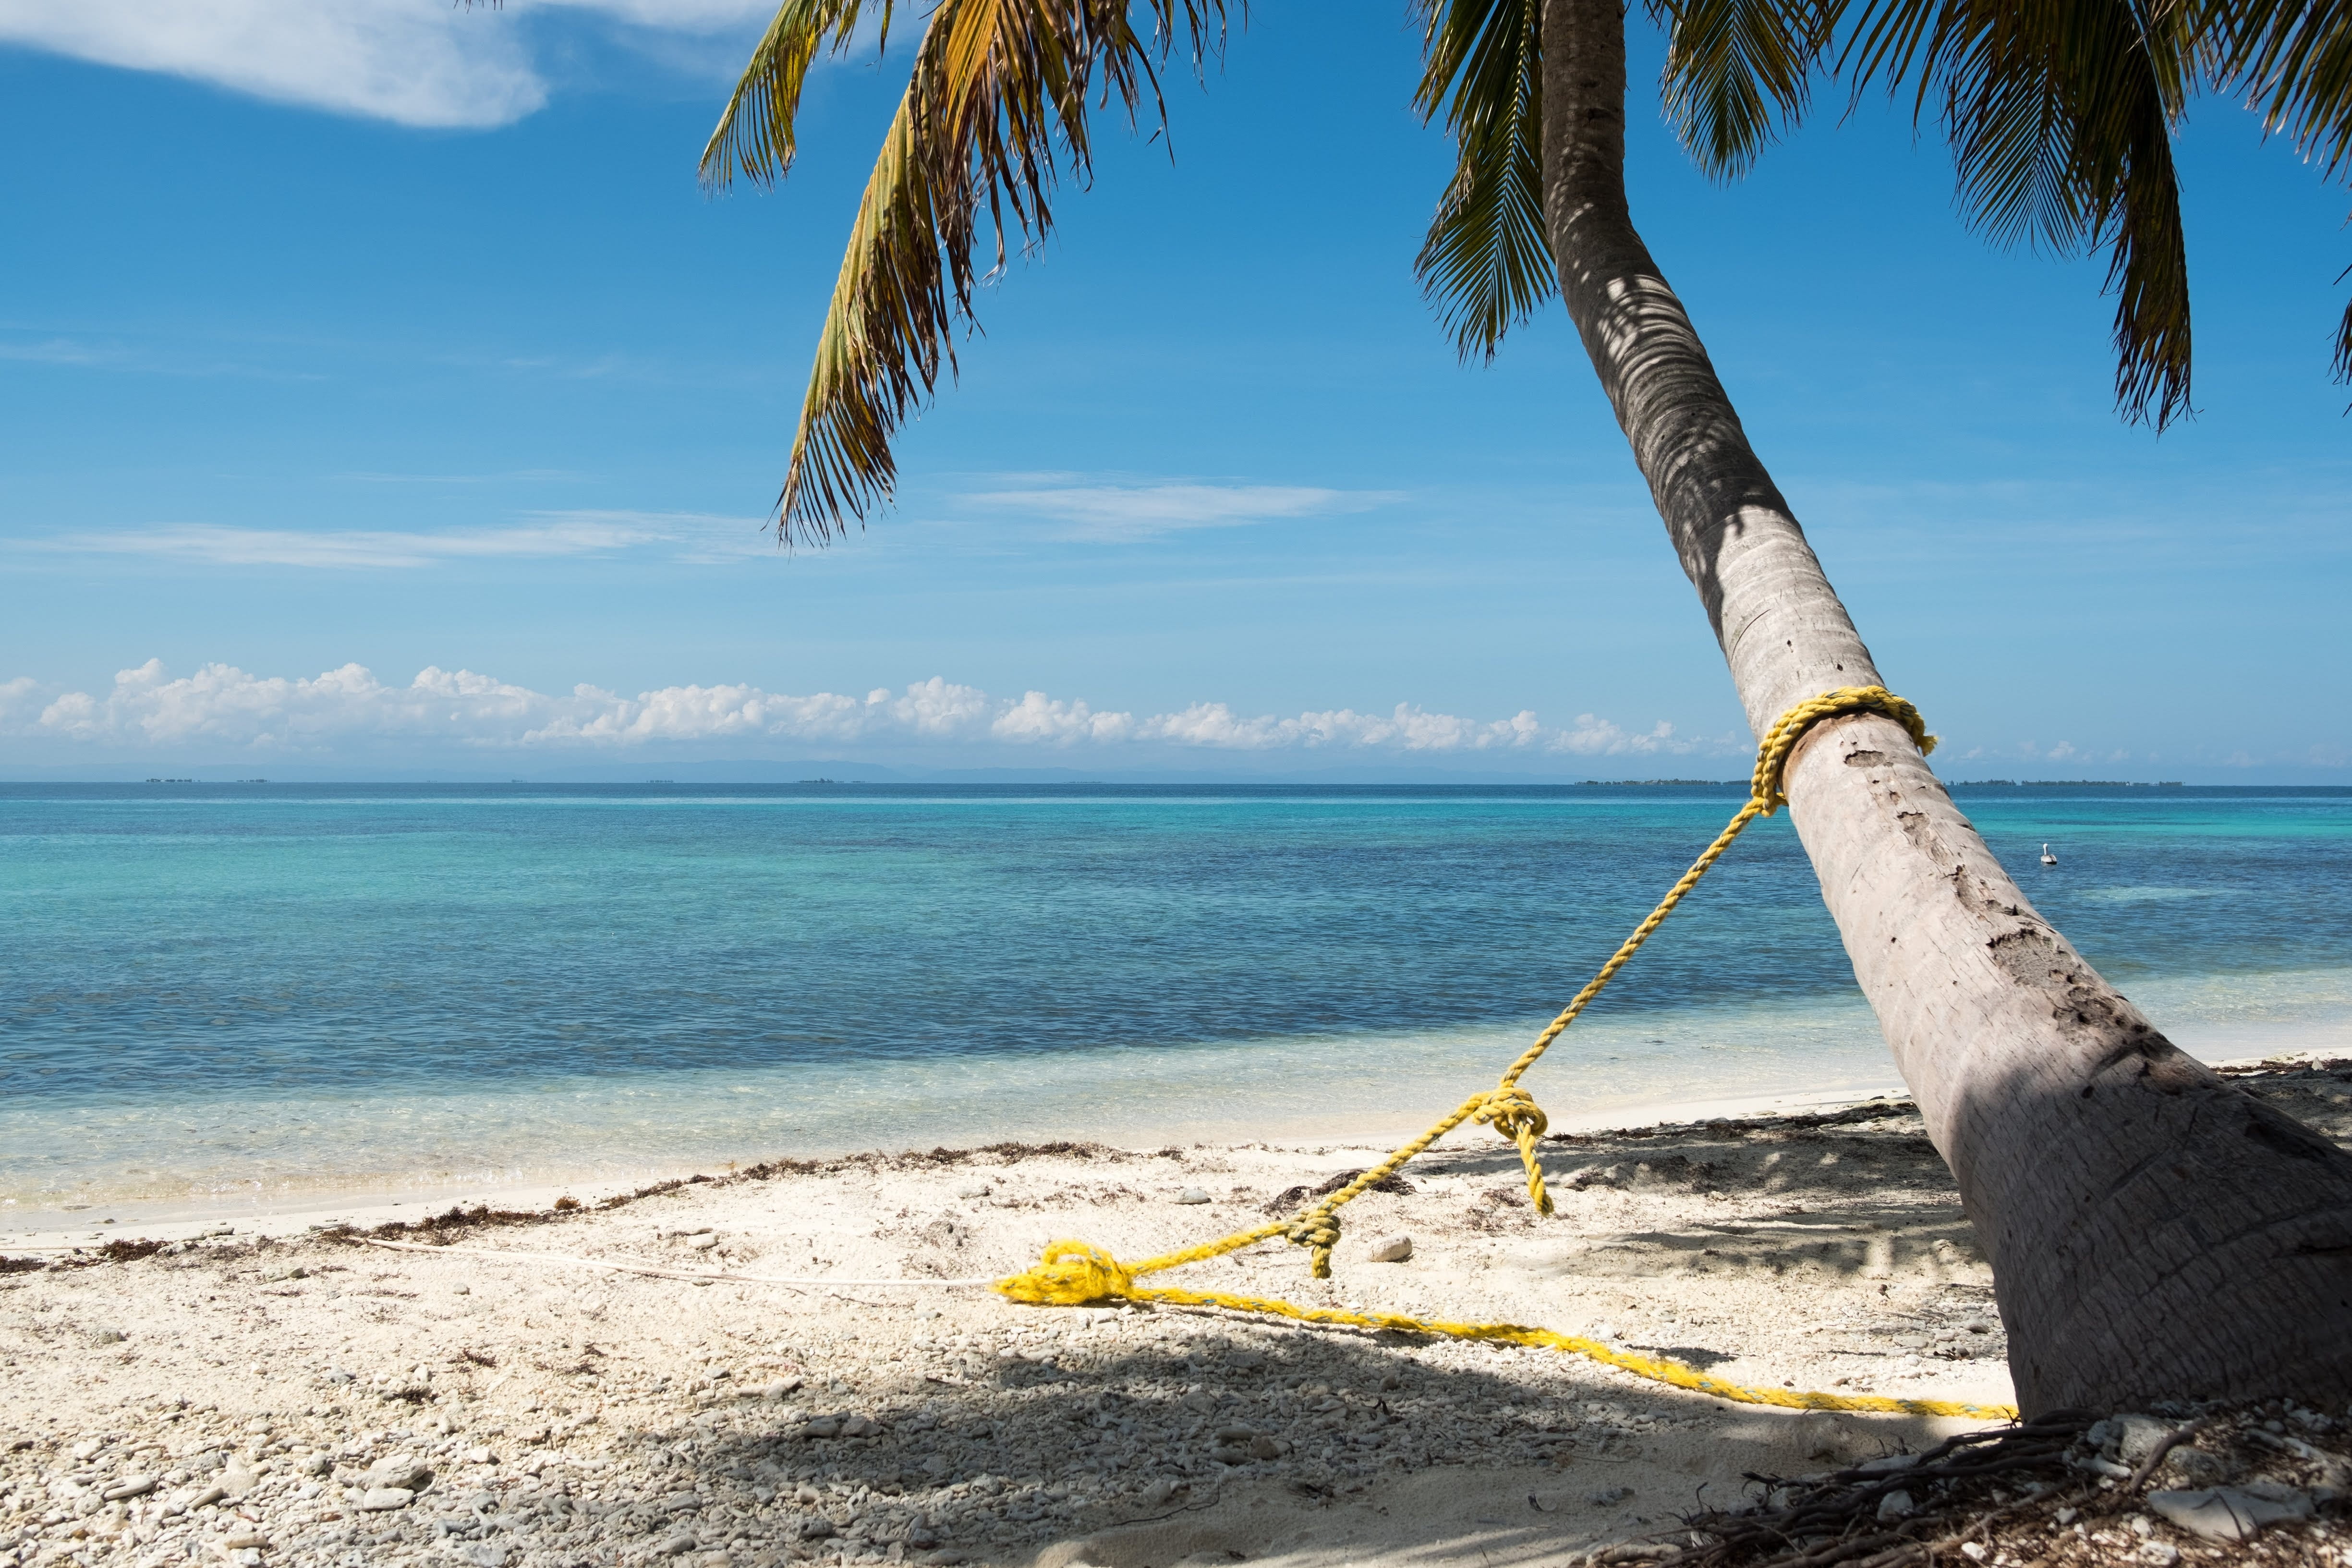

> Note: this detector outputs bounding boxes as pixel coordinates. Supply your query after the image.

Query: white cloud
[23,511,766,569]
[0,0,781,130]
[0,661,1730,761]
[963,482,1401,542]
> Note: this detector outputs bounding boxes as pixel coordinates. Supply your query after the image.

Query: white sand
[2,1056,2344,1568]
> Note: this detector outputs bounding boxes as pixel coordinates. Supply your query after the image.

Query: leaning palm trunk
[1540,0,2352,1414]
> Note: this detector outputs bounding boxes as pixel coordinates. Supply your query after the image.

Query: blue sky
[0,1,2347,781]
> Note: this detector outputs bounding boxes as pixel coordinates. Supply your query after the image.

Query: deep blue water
[3,784,2347,1206]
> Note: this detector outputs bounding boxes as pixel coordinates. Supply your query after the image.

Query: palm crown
[705,0,2351,543]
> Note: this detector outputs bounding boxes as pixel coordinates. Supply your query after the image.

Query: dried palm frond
[1841,0,2198,425]
[1414,0,1552,360]
[705,0,1227,544]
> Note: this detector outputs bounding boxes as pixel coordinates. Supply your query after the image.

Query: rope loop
[982,689,1981,1418]
[1749,685,1936,815]
[1471,1085,1556,1215]
[996,1241,1133,1305]
[1283,1208,1342,1278]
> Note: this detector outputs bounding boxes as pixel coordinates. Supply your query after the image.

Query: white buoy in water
[2040,842,2058,866]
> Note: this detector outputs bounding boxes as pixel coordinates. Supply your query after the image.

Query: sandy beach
[3,1056,2346,1568]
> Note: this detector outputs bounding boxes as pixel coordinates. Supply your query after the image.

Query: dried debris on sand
[1,1058,2345,1568]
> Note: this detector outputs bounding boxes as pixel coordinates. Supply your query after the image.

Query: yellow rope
[998,687,2003,1422]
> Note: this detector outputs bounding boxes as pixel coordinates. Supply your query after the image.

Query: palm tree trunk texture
[1536,0,2352,1413]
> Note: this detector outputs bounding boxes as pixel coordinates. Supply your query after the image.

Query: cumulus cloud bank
[3,661,1718,760]
[0,0,777,129]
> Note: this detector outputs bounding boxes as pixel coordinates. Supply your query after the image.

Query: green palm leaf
[1843,0,2197,425]
[707,0,1226,543]
[1658,0,1834,177]
[1414,0,1552,360]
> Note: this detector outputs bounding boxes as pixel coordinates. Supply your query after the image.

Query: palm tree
[700,0,2352,1412]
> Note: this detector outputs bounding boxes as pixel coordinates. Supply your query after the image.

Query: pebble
[357,1487,416,1511]
[1365,1234,1413,1264]
[1175,1189,1212,1204]
[100,1474,157,1500]
[1876,1489,1914,1521]
[687,1233,720,1251]
[955,1184,991,1199]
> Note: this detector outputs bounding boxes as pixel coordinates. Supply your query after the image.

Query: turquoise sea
[3,783,2348,1215]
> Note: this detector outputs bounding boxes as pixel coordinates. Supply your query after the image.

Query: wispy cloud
[1,661,1732,761]
[0,0,780,130]
[19,511,769,570]
[961,481,1402,542]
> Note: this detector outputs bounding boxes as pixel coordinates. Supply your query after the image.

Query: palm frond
[1841,0,2196,425]
[702,0,882,192]
[2214,0,2352,175]
[715,0,1229,542]
[1413,0,1552,360]
[1657,0,1836,178]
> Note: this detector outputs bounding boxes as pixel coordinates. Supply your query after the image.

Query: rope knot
[994,1241,1133,1306]
[1284,1208,1342,1278]
[1473,1086,1556,1216]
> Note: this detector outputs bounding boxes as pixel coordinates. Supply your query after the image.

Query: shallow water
[3,783,2347,1208]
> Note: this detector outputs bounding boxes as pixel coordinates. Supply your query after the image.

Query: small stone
[70,1437,103,1460]
[919,1553,968,1566]
[760,1376,804,1399]
[457,1546,509,1568]
[2141,1545,2180,1567]
[365,1459,432,1493]
[1208,1445,1250,1465]
[922,1457,951,1478]
[1175,1189,1212,1205]
[221,1532,270,1551]
[655,1532,700,1556]
[1365,1235,1413,1264]
[101,1475,157,1501]
[2159,1447,2232,1488]
[955,1184,991,1200]
[802,1417,842,1439]
[462,1446,497,1465]
[1876,1490,1914,1522]
[796,1518,836,1541]
[1586,1486,1633,1506]
[1140,1480,1184,1508]
[1856,1454,1919,1474]
[2112,1415,2174,1467]
[357,1487,415,1511]
[189,1484,230,1509]
[2146,1486,2313,1543]
[687,1234,720,1251]
[1250,1435,1282,1460]
[218,1463,260,1499]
